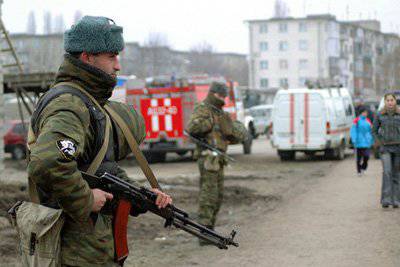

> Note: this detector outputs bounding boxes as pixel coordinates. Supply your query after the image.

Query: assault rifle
[184,131,236,162]
[82,172,238,264]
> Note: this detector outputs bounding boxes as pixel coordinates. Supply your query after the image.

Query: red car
[4,120,28,160]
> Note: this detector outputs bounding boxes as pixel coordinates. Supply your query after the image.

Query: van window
[343,98,353,116]
[334,99,345,118]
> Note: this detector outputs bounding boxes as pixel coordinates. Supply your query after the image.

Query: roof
[4,72,56,94]
[245,14,336,23]
[249,104,273,110]
[276,87,351,97]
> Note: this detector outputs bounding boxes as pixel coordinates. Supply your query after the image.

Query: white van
[271,87,355,161]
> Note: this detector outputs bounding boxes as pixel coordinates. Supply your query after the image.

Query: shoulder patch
[56,139,77,160]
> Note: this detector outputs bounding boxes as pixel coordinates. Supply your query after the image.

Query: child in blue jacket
[350,107,374,176]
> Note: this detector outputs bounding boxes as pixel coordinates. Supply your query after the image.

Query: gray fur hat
[64,16,124,54]
[209,82,228,97]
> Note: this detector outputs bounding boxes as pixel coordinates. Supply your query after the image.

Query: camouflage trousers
[198,156,224,227]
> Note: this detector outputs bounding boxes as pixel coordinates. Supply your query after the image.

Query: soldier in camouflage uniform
[186,82,245,245]
[27,16,172,266]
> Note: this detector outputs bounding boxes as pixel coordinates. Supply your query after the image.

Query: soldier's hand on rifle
[91,188,113,212]
[151,189,172,209]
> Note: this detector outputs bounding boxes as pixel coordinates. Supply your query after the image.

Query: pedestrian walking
[373,93,400,209]
[350,107,374,176]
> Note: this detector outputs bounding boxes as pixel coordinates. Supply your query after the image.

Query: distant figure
[373,93,400,209]
[350,107,373,176]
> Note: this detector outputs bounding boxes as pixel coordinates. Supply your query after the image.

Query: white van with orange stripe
[271,87,355,161]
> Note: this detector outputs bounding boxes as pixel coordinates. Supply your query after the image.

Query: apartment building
[247,14,400,98]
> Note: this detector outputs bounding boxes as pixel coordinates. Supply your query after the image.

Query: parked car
[246,104,273,138]
[4,120,28,160]
[271,87,355,161]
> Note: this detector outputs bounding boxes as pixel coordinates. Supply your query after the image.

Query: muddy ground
[0,138,335,266]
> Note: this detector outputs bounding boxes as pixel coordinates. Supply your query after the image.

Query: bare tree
[74,10,83,24]
[53,14,65,33]
[274,0,290,18]
[43,11,52,34]
[188,41,219,75]
[140,32,172,77]
[26,11,37,34]
[144,32,169,47]
[188,41,248,85]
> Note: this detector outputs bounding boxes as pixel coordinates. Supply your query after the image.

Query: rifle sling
[27,82,111,202]
[104,104,161,190]
[53,82,111,176]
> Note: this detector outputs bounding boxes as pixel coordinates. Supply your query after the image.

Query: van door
[293,92,325,147]
[307,93,326,147]
[273,93,293,148]
[294,92,305,145]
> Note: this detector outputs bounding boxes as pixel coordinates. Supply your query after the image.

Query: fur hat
[64,16,124,54]
[209,82,228,97]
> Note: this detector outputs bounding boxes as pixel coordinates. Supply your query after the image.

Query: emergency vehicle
[271,87,355,161]
[111,75,252,162]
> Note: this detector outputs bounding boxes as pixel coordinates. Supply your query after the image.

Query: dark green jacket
[27,54,145,266]
[186,93,234,153]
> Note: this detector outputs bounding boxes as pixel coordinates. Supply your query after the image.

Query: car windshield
[250,109,266,117]
[250,108,272,118]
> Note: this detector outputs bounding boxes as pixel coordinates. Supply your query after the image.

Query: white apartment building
[247,14,400,98]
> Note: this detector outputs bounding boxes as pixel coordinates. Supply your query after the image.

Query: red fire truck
[111,75,252,162]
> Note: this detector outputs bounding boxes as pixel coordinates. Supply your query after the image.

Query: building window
[260,42,268,51]
[260,78,269,88]
[260,60,269,70]
[279,23,288,33]
[259,24,268,34]
[299,59,308,70]
[279,78,289,88]
[279,41,288,51]
[279,59,288,70]
[299,40,308,51]
[299,77,307,87]
[299,22,307,32]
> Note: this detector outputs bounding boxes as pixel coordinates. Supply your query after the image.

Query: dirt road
[1,139,399,267]
[178,156,400,267]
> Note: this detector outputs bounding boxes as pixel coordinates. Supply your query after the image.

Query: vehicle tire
[243,134,253,154]
[335,142,346,160]
[304,151,316,157]
[278,150,295,161]
[144,152,166,163]
[325,143,345,160]
[324,149,336,160]
[12,145,26,160]
[176,151,188,157]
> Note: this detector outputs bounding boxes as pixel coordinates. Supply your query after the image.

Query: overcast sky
[4,0,400,54]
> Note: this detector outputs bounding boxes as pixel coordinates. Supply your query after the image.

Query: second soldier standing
[186,82,238,245]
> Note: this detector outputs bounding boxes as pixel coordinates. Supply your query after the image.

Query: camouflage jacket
[27,54,145,266]
[186,93,235,154]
